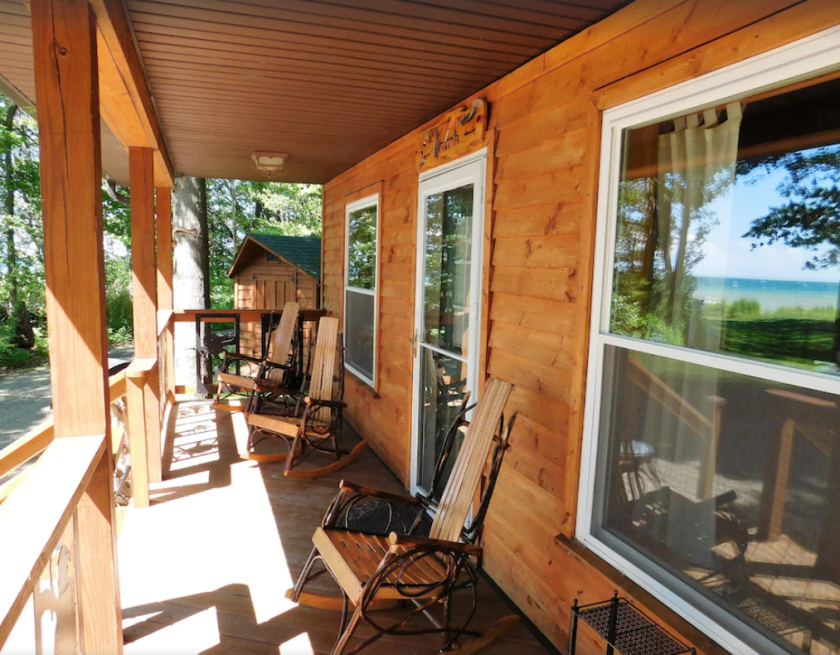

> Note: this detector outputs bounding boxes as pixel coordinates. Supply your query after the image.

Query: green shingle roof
[246,234,321,279]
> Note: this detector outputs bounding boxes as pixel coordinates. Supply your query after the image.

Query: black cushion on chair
[345,499,432,537]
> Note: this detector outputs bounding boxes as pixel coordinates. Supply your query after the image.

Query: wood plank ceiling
[126,0,631,183]
[0,0,131,184]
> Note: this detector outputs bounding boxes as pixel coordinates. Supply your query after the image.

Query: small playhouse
[228,233,321,358]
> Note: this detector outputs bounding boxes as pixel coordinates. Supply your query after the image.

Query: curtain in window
[656,102,743,334]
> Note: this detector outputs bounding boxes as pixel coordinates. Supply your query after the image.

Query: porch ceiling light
[252,152,288,178]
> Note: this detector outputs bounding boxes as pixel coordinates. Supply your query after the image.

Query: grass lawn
[717,317,836,370]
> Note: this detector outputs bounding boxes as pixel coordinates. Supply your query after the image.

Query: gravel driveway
[0,346,134,451]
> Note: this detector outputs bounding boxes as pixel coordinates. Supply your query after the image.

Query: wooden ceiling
[126,0,630,183]
[0,0,631,185]
[0,0,131,184]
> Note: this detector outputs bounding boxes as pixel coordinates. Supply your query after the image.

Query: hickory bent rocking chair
[289,378,518,655]
[212,301,299,413]
[245,315,368,477]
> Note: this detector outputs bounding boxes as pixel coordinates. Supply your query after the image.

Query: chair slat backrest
[430,379,513,543]
[265,302,299,381]
[308,317,339,421]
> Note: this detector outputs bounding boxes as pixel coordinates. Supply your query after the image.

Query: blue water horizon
[693,276,840,312]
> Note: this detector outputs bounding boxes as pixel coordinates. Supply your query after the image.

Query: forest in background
[0,93,322,369]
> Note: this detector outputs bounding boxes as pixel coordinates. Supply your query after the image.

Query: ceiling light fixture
[252,152,288,178]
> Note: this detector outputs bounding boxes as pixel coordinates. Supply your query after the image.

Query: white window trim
[410,149,487,495]
[344,193,380,388]
[578,25,840,655]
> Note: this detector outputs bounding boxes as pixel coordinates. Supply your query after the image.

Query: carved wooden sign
[416,98,487,172]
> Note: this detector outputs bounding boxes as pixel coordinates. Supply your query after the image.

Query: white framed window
[344,193,379,387]
[578,27,840,655]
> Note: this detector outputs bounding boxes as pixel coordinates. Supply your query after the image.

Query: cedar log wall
[321,1,840,652]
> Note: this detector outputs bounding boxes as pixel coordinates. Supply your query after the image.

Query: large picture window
[344,194,379,386]
[580,31,840,655]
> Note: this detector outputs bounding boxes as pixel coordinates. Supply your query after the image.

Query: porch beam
[20,0,175,187]
[87,0,175,188]
[30,0,122,651]
[130,146,162,485]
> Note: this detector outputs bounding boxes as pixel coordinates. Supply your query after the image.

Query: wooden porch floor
[117,400,549,655]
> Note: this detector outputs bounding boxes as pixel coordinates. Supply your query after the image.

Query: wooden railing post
[31,0,122,651]
[130,146,162,483]
[75,449,122,651]
[157,186,176,404]
[125,360,156,508]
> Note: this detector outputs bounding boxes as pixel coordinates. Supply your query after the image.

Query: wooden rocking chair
[245,316,368,477]
[289,378,518,655]
[212,301,299,413]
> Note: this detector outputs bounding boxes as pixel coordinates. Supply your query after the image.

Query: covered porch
[3,1,840,655]
[117,399,548,655]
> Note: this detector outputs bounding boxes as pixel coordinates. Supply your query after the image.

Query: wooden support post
[126,375,150,509]
[696,396,726,500]
[157,187,175,402]
[130,147,162,483]
[31,0,122,651]
[75,449,123,652]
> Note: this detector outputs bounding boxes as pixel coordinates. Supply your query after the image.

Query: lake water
[693,276,840,312]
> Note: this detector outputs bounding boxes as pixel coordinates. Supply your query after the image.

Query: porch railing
[0,433,119,652]
[171,308,327,395]
[0,370,129,506]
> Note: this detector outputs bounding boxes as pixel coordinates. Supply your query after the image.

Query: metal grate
[569,593,695,655]
[706,580,802,636]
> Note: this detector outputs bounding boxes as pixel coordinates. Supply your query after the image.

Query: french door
[410,153,486,496]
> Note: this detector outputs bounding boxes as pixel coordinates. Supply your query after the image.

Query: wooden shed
[228,234,321,357]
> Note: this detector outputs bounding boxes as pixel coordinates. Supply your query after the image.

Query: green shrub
[726,298,762,319]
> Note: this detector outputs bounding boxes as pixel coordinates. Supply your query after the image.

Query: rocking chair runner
[213,301,299,412]
[245,316,368,477]
[290,378,518,655]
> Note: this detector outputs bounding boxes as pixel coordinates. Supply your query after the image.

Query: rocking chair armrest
[387,533,482,558]
[221,352,264,365]
[303,396,347,409]
[338,480,422,506]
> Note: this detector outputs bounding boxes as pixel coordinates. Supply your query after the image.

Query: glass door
[411,155,485,496]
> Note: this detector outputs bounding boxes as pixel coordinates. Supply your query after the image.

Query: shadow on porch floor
[117,399,550,654]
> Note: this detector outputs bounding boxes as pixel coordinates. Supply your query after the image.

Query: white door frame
[410,150,487,495]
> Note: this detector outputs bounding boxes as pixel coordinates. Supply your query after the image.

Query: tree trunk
[229,179,238,252]
[3,103,32,349]
[4,103,18,311]
[173,176,210,392]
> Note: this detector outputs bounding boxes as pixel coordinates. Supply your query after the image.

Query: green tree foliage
[347,204,376,289]
[206,179,321,307]
[1,88,323,367]
[740,145,840,270]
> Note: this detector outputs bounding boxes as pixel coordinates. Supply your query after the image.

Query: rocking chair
[245,316,368,477]
[212,301,299,413]
[290,378,518,655]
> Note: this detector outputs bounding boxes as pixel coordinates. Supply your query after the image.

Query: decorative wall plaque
[416,98,487,172]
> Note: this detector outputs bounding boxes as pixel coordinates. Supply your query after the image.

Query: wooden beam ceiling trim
[87,0,175,187]
[0,72,35,115]
[1,0,132,185]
